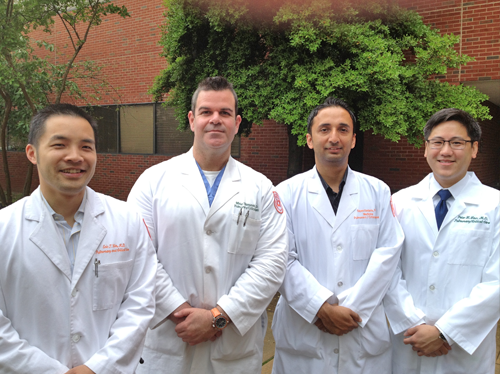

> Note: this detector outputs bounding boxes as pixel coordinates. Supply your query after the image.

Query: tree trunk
[0,90,13,205]
[286,125,303,179]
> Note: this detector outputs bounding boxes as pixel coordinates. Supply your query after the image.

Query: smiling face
[306,106,356,169]
[188,89,241,156]
[425,120,478,188]
[26,114,97,202]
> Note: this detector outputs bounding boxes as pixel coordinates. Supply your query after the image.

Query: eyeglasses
[426,138,474,150]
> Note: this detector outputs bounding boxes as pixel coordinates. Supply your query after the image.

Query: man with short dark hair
[271,97,404,374]
[128,76,287,374]
[0,104,157,374]
[384,108,500,374]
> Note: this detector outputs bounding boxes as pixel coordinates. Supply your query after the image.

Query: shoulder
[232,158,274,188]
[350,170,391,196]
[276,168,313,192]
[0,197,28,225]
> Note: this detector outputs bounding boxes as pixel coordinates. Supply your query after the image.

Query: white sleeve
[0,288,69,373]
[127,170,187,328]
[434,204,500,354]
[272,183,333,324]
[85,214,157,374]
[217,183,288,335]
[337,186,404,328]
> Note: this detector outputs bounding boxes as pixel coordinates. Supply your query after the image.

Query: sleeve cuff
[435,323,455,346]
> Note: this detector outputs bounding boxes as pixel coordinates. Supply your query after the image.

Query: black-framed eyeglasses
[426,138,474,150]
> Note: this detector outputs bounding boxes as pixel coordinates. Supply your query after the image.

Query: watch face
[215,317,227,329]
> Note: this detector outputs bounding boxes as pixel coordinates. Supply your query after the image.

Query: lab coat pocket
[212,322,259,361]
[447,229,488,266]
[228,213,261,255]
[358,304,391,358]
[351,224,379,260]
[93,259,134,311]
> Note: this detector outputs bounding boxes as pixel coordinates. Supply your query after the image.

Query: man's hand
[316,302,361,336]
[403,324,452,356]
[65,365,95,374]
[167,302,191,325]
[174,308,219,345]
[314,318,342,335]
[424,343,452,357]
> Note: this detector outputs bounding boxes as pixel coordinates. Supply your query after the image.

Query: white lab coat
[384,172,500,374]
[271,166,404,374]
[127,149,288,374]
[0,187,157,374]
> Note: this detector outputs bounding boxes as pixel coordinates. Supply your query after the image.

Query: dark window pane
[155,105,193,155]
[87,106,118,153]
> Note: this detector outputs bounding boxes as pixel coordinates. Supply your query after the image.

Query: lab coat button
[71,289,77,297]
[72,334,81,343]
[334,348,339,354]
[429,285,435,291]
[337,281,343,287]
[206,230,212,235]
[433,251,439,257]
[205,267,211,274]
[336,245,342,252]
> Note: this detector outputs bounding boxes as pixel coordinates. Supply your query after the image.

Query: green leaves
[152,0,491,147]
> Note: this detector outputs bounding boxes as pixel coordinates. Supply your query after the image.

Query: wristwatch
[438,332,448,342]
[211,307,229,330]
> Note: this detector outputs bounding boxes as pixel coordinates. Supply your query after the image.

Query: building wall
[2,0,499,201]
[362,101,500,191]
[399,0,500,82]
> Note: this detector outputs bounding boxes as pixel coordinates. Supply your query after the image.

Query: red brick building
[2,0,499,200]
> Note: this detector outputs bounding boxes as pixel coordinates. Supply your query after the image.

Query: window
[85,103,240,157]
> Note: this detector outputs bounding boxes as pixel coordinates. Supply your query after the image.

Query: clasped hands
[314,302,362,336]
[403,324,452,357]
[168,302,224,346]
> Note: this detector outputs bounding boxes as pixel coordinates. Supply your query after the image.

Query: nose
[64,145,84,163]
[440,141,453,155]
[209,111,222,124]
[328,128,340,143]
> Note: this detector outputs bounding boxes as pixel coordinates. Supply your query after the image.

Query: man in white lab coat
[272,97,404,374]
[127,76,288,374]
[384,108,500,374]
[0,104,157,374]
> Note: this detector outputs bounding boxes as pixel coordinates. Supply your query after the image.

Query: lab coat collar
[413,172,482,234]
[207,156,240,221]
[71,187,107,288]
[180,149,211,216]
[307,166,357,231]
[26,187,73,280]
[25,187,106,283]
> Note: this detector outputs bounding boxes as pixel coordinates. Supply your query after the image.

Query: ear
[351,133,356,149]
[234,115,242,135]
[306,133,313,150]
[471,141,478,159]
[26,144,38,165]
[188,111,195,132]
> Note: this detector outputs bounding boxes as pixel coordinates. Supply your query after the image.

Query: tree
[150,0,491,178]
[0,0,129,206]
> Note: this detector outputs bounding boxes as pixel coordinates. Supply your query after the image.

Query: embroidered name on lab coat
[354,209,379,219]
[454,215,490,224]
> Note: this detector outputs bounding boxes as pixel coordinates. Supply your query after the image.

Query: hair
[191,76,238,116]
[307,97,357,134]
[424,108,482,142]
[28,104,98,147]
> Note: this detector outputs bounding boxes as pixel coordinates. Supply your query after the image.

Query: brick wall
[398,0,500,82]
[363,101,500,191]
[3,0,498,201]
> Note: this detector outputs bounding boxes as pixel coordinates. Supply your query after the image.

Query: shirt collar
[41,190,87,224]
[429,173,470,199]
[317,167,349,193]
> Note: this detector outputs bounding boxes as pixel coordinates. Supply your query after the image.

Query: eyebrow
[197,106,234,113]
[49,135,95,144]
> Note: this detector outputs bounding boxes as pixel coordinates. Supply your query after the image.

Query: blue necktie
[435,189,452,230]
